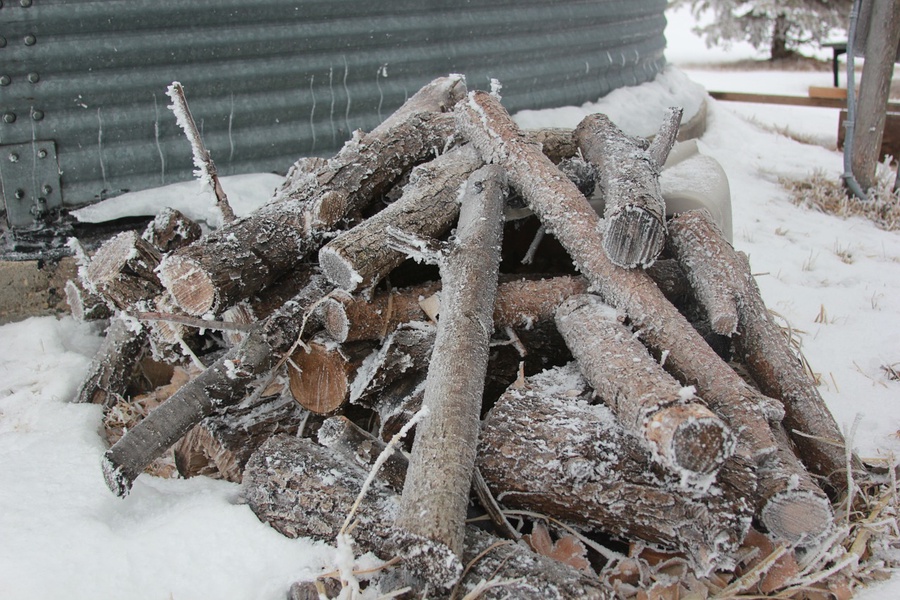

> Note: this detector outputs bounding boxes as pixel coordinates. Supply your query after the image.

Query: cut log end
[664,408,734,475]
[101,452,134,497]
[318,246,364,293]
[287,344,353,415]
[604,206,666,269]
[320,297,351,343]
[760,489,834,545]
[158,255,217,316]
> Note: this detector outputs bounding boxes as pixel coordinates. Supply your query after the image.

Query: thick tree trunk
[477,363,754,574]
[321,275,588,344]
[574,113,670,268]
[395,165,507,583]
[102,275,332,496]
[318,145,483,295]
[770,13,792,61]
[555,293,734,481]
[73,316,147,406]
[241,435,611,599]
[286,338,375,415]
[454,92,779,461]
[667,210,860,493]
[157,76,465,317]
[174,387,308,482]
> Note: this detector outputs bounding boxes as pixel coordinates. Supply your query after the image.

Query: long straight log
[242,435,610,599]
[574,113,672,268]
[73,316,147,406]
[157,76,465,317]
[101,275,332,496]
[477,363,754,574]
[395,165,507,584]
[555,294,734,482]
[318,145,483,296]
[667,210,860,493]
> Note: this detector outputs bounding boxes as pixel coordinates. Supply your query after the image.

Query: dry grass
[780,168,900,232]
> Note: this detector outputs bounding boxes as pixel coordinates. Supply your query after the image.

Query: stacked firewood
[69,76,862,599]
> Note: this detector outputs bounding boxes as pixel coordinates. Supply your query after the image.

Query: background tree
[673,0,852,60]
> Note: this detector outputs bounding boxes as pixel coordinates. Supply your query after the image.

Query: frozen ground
[2,5,900,599]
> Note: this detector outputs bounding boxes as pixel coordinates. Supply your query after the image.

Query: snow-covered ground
[2,5,900,599]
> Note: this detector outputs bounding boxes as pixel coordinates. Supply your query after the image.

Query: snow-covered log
[555,294,734,481]
[141,207,202,254]
[317,415,409,492]
[73,316,147,406]
[476,364,754,574]
[157,76,465,317]
[242,435,610,599]
[86,230,163,311]
[395,165,507,582]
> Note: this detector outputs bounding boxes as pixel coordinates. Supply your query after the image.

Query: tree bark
[101,275,332,496]
[477,363,754,574]
[555,293,734,481]
[86,230,162,311]
[241,435,611,599]
[73,316,147,406]
[574,113,668,269]
[454,92,780,461]
[396,165,507,582]
[316,415,409,492]
[667,209,860,494]
[141,207,202,254]
[318,145,483,296]
[157,76,465,317]
[174,386,308,482]
[286,338,375,415]
[65,278,111,322]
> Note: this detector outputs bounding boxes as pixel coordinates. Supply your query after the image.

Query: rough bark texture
[646,107,684,169]
[523,127,579,163]
[317,415,409,492]
[85,230,163,311]
[174,387,308,482]
[102,275,332,496]
[65,278,111,322]
[141,207,202,254]
[396,165,507,577]
[157,76,465,317]
[454,92,780,462]
[477,364,754,574]
[242,435,611,599]
[667,210,860,493]
[574,113,667,269]
[74,316,147,406]
[286,338,375,414]
[555,294,734,480]
[318,145,483,295]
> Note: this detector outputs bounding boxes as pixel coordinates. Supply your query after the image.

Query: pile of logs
[69,75,862,599]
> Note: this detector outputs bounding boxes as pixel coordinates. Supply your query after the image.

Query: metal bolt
[0,37,7,48]
[31,109,43,121]
[20,0,33,7]
[27,72,39,83]
[24,34,36,46]
[42,184,52,195]
[0,75,9,86]
[14,189,25,199]
[37,148,47,158]
[8,152,19,162]
[2,113,14,123]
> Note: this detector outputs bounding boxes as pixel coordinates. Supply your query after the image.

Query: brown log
[646,107,684,169]
[174,385,308,482]
[242,435,610,599]
[555,293,734,480]
[321,275,588,344]
[141,207,202,254]
[157,76,465,316]
[454,91,780,462]
[667,210,860,493]
[574,113,669,269]
[522,127,579,163]
[317,415,409,492]
[477,363,754,574]
[64,278,111,322]
[86,230,163,311]
[102,275,332,497]
[286,338,375,415]
[395,165,507,581]
[318,145,483,295]
[73,316,147,406]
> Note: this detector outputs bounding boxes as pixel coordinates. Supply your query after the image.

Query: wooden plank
[709,90,900,112]
[808,86,848,100]
[838,109,900,159]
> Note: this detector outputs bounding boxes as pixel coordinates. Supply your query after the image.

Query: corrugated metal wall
[1,0,667,226]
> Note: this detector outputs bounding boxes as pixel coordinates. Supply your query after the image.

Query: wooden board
[838,109,900,159]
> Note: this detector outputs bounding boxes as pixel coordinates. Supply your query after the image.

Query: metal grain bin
[1,0,667,229]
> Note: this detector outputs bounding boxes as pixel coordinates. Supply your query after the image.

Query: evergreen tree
[673,0,852,60]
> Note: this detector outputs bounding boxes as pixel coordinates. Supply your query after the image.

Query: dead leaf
[523,522,593,573]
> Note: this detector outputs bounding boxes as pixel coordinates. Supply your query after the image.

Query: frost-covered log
[141,207,202,254]
[317,415,409,492]
[667,210,861,493]
[242,435,610,599]
[477,364,754,574]
[454,91,779,462]
[573,112,673,269]
[555,294,734,481]
[318,145,483,296]
[321,275,588,343]
[646,107,684,170]
[522,127,579,163]
[286,338,375,415]
[157,76,465,317]
[101,275,331,497]
[73,316,147,406]
[86,230,163,311]
[174,387,308,482]
[65,279,111,322]
[395,165,507,583]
